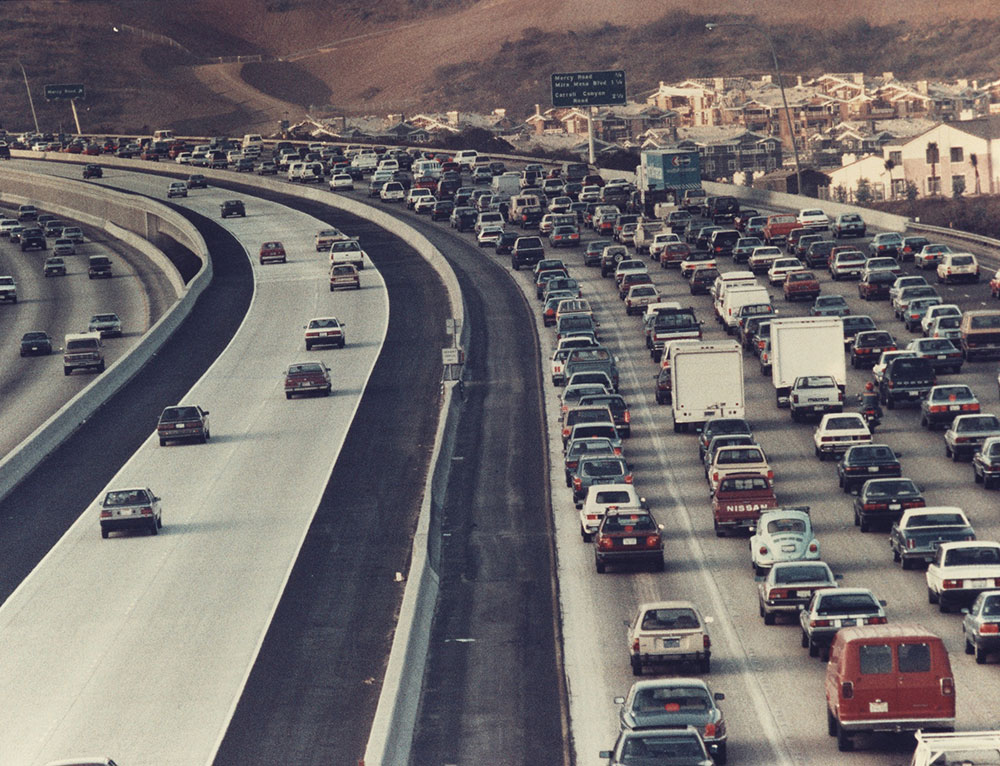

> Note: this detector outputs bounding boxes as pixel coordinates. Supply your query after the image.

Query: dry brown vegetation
[873,196,1000,241]
[1,0,1000,134]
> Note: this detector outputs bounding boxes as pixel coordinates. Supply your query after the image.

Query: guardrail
[0,166,211,503]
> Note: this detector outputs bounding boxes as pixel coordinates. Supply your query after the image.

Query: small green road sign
[551,70,626,108]
[44,83,85,100]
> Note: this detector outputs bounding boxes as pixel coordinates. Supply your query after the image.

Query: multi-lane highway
[5,150,1000,766]
[0,213,178,455]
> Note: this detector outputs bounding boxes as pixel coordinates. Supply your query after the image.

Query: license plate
[869,701,888,713]
[868,466,879,472]
[950,405,960,411]
[889,503,901,510]
[971,579,990,588]
[176,423,185,429]
[623,537,637,546]
[938,355,947,359]
[871,348,881,353]
[662,637,680,649]
[320,332,330,337]
[781,544,796,552]
[841,618,857,627]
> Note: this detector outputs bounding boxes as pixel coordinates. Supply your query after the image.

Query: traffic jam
[69,134,1000,763]
[318,145,1000,764]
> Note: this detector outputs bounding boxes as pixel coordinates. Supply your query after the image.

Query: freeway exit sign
[44,83,85,100]
[551,70,626,108]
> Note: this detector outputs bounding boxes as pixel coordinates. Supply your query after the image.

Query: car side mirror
[834,573,844,580]
[203,411,209,416]
[714,692,725,701]
[153,496,161,502]
[599,752,612,759]
[704,616,714,624]
[575,502,583,510]
[658,523,664,531]
[613,696,625,705]
[961,608,970,615]
[622,619,630,627]
[879,600,887,607]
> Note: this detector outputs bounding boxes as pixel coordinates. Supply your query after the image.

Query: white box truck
[770,316,846,408]
[670,341,745,433]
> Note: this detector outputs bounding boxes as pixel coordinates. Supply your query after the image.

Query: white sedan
[767,258,804,285]
[328,173,354,190]
[379,182,406,202]
[747,246,783,272]
[413,195,438,214]
[813,412,871,460]
[477,225,504,247]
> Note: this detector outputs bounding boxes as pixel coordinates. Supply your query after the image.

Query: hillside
[0,0,999,135]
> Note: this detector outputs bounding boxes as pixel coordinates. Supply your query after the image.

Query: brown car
[783,270,820,301]
[960,310,1000,361]
[659,242,691,268]
[329,263,360,290]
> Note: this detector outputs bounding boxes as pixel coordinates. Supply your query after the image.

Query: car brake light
[981,624,1000,634]
[811,619,832,627]
[632,638,639,652]
[703,634,711,649]
[808,542,818,553]
[573,478,582,491]
[139,506,153,515]
[704,723,717,738]
[862,503,880,511]
[759,546,768,555]
[645,535,659,547]
[712,472,719,482]
[100,510,111,518]
[907,539,916,549]
[867,616,887,625]
[842,681,854,699]
[941,677,955,696]
[766,469,774,481]
[943,579,962,589]
[598,536,613,550]
[624,411,631,423]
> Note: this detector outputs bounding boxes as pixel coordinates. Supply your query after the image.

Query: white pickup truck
[789,375,843,421]
[926,541,1000,613]
[0,275,16,303]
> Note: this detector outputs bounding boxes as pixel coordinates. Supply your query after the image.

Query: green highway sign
[44,83,85,101]
[551,70,626,108]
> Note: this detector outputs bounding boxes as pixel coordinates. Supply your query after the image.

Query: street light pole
[17,60,40,134]
[705,22,803,197]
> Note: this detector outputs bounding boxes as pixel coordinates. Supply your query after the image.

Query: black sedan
[19,331,53,356]
[837,444,901,494]
[430,200,454,221]
[850,330,897,368]
[842,315,877,348]
[494,231,518,255]
[853,477,925,532]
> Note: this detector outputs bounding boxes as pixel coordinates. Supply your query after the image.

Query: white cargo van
[453,150,479,169]
[242,133,263,150]
[670,341,745,432]
[413,159,442,179]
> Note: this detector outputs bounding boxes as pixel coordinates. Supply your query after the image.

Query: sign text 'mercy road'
[550,70,626,108]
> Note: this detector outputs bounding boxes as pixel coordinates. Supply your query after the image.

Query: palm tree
[926,142,939,195]
[884,158,896,199]
[971,153,981,195]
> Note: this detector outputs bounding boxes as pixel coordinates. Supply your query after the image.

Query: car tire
[159,438,167,447]
[653,558,665,572]
[764,611,776,626]
[860,516,870,533]
[630,656,642,676]
[801,631,809,648]
[64,367,71,376]
[101,527,109,539]
[836,722,854,752]
[305,342,312,351]
[581,529,592,543]
[928,587,939,604]
[699,657,711,673]
[595,559,606,574]
[827,708,838,736]
[808,638,819,658]
[976,642,988,664]
[285,392,292,400]
[966,637,975,654]
[149,520,158,536]
[901,555,912,570]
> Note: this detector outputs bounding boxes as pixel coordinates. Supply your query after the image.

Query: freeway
[341,187,999,764]
[0,210,178,456]
[0,161,456,766]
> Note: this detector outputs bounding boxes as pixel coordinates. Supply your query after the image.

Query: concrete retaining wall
[0,168,210,503]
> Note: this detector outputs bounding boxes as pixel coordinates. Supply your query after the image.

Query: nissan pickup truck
[0,275,16,303]
[711,472,778,536]
[763,214,803,246]
[926,541,1000,612]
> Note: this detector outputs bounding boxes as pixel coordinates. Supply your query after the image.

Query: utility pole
[18,60,40,134]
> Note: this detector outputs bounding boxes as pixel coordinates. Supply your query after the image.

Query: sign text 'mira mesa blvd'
[550,70,626,108]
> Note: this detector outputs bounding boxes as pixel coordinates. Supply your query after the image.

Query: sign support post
[44,83,86,134]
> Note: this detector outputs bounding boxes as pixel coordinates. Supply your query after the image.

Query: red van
[825,624,954,753]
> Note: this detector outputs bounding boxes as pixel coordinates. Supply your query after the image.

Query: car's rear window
[898,642,932,673]
[905,513,966,528]
[970,314,1000,329]
[594,490,632,504]
[817,594,879,615]
[716,448,763,464]
[774,565,829,584]
[583,460,626,477]
[719,476,769,491]
[767,518,806,534]
[641,608,699,630]
[859,644,893,675]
